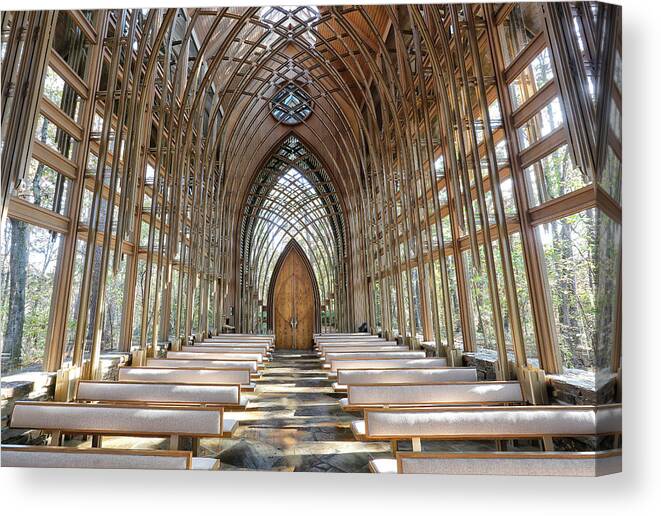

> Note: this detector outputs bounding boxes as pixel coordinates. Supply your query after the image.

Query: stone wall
[419,343,618,405]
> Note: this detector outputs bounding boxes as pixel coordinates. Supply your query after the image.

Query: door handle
[289,316,298,329]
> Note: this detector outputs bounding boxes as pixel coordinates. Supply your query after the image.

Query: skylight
[258,5,320,47]
[271,82,313,125]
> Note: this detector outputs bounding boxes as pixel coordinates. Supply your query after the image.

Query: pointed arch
[266,239,321,334]
[237,132,348,334]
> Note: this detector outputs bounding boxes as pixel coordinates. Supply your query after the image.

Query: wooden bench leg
[91,435,103,448]
[169,434,180,451]
[412,438,422,453]
[542,436,555,451]
[390,440,398,455]
[49,431,62,446]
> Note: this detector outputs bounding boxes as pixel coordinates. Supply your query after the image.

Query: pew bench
[316,340,391,350]
[75,381,247,410]
[1,445,220,470]
[327,357,448,374]
[368,450,621,476]
[340,381,524,412]
[167,351,266,364]
[146,358,260,374]
[318,345,406,358]
[9,401,238,455]
[189,343,271,353]
[119,366,255,391]
[333,367,478,392]
[201,340,273,351]
[315,339,386,348]
[206,334,273,344]
[323,351,426,366]
[351,404,622,454]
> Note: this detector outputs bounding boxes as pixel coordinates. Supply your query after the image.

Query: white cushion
[10,402,223,436]
[77,382,241,405]
[350,420,366,438]
[338,368,477,385]
[119,367,251,386]
[147,359,258,373]
[365,405,622,438]
[332,382,347,392]
[348,382,523,407]
[397,451,621,476]
[191,457,221,470]
[167,351,263,363]
[319,342,389,349]
[370,458,398,474]
[183,345,268,353]
[326,351,426,362]
[330,358,447,372]
[223,419,239,436]
[321,346,406,355]
[1,446,191,470]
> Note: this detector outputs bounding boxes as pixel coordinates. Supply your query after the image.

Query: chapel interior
[0,3,622,474]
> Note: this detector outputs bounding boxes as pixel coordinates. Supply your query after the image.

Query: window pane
[537,209,621,384]
[498,3,545,66]
[101,255,127,352]
[43,66,82,122]
[52,11,90,79]
[600,146,621,205]
[517,97,564,150]
[509,232,538,364]
[446,255,463,350]
[63,238,86,365]
[14,158,71,216]
[463,248,496,354]
[35,114,78,161]
[509,47,554,110]
[0,219,63,374]
[524,144,590,207]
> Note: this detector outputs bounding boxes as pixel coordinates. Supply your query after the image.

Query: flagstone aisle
[215,349,389,472]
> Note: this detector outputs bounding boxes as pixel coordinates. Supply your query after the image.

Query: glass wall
[0,220,63,373]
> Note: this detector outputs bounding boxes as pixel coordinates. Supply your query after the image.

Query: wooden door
[272,245,315,349]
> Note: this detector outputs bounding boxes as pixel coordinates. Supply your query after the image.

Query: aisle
[215,349,390,472]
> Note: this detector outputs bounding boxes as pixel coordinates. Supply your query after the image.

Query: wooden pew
[75,381,247,409]
[324,351,426,365]
[201,341,273,353]
[146,358,259,374]
[118,366,255,390]
[326,356,446,373]
[9,401,238,454]
[1,445,220,470]
[186,342,270,355]
[314,332,371,342]
[179,346,271,362]
[333,367,478,392]
[340,381,524,412]
[314,336,386,347]
[368,450,622,476]
[206,334,273,343]
[316,341,391,351]
[351,404,622,453]
[318,345,406,358]
[166,351,266,364]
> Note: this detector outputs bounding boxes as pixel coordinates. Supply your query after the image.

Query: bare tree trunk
[3,219,28,368]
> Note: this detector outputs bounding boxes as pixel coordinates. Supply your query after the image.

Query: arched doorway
[268,240,320,349]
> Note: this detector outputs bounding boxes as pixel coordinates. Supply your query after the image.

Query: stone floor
[216,349,389,472]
